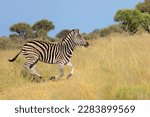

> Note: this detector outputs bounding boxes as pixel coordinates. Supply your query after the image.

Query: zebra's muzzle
[84,42,89,48]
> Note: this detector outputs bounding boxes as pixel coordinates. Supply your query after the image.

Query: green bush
[82,32,100,40]
[0,37,22,50]
[9,34,19,39]
[0,37,58,50]
[141,12,150,33]
[83,24,123,39]
[100,24,123,37]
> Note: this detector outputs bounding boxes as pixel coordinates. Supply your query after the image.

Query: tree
[36,29,48,39]
[141,13,150,33]
[145,0,150,2]
[56,29,71,39]
[24,30,36,39]
[136,1,150,14]
[9,34,19,39]
[10,23,32,37]
[114,9,142,34]
[32,19,55,39]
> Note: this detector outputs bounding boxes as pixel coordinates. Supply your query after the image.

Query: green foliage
[32,19,55,39]
[47,37,56,42]
[32,19,54,32]
[136,1,150,14]
[141,12,150,33]
[99,28,110,37]
[0,36,57,50]
[114,9,142,34]
[9,19,55,40]
[9,34,19,39]
[145,0,150,2]
[35,29,48,40]
[56,29,71,39]
[24,30,36,39]
[0,37,23,50]
[10,23,31,37]
[83,24,123,39]
[99,24,123,37]
[83,32,99,40]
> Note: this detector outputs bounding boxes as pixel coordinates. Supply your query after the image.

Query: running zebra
[9,29,89,81]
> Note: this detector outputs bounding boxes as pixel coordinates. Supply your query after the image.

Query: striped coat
[9,29,89,81]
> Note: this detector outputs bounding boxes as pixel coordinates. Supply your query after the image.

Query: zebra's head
[73,29,89,48]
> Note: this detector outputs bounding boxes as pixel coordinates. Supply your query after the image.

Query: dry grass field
[0,34,150,100]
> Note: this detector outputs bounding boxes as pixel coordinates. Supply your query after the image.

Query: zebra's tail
[8,50,22,62]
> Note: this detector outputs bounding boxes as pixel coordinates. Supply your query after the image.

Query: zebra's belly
[39,57,58,64]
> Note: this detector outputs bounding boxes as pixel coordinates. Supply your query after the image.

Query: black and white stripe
[9,29,89,81]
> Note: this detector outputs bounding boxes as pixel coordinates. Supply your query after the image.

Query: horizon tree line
[9,0,150,40]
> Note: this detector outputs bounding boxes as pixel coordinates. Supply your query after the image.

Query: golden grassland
[0,34,150,100]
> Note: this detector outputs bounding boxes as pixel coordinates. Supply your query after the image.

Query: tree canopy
[32,19,55,39]
[9,19,55,39]
[114,9,142,34]
[10,23,31,37]
[32,19,54,32]
[141,12,150,33]
[136,1,150,14]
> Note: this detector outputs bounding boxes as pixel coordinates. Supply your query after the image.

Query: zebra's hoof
[67,73,72,79]
[31,75,44,83]
[38,76,45,82]
[49,76,55,80]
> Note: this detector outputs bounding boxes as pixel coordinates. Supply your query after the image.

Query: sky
[0,0,143,37]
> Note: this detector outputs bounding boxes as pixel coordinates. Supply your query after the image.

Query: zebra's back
[22,40,60,64]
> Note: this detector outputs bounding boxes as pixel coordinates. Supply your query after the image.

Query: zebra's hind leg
[24,60,44,82]
[31,65,44,82]
[66,62,74,79]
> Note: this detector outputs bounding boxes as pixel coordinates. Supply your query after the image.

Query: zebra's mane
[61,29,76,42]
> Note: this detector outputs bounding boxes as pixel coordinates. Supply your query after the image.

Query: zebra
[9,29,89,81]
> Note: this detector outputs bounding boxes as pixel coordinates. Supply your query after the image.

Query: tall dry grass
[0,34,150,99]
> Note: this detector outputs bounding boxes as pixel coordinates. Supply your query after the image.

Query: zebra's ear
[73,29,79,33]
[73,29,80,36]
[76,29,79,33]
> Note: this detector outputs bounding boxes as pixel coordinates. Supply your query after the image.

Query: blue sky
[0,0,143,37]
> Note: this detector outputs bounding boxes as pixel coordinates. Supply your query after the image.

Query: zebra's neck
[61,38,76,52]
[60,38,76,62]
[61,32,77,51]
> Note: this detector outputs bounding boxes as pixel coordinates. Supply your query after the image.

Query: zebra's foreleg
[66,62,74,79]
[49,64,64,80]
